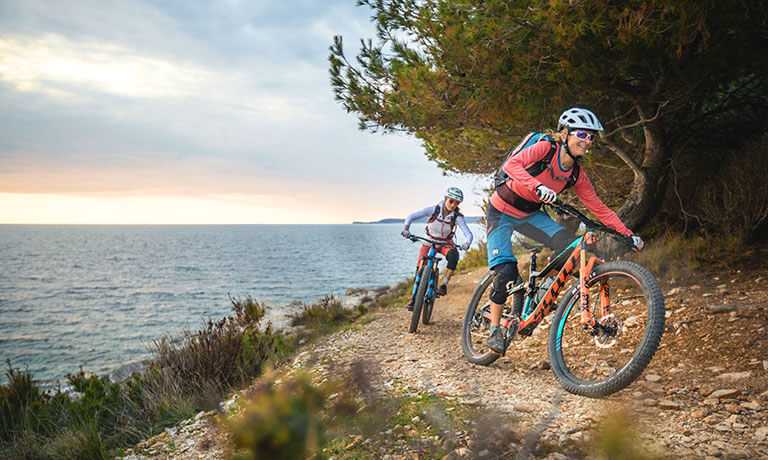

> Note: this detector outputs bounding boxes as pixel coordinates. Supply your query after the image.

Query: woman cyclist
[484,107,644,353]
[401,187,474,310]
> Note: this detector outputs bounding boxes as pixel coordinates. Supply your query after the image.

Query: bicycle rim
[461,271,523,365]
[422,269,436,325]
[548,261,665,397]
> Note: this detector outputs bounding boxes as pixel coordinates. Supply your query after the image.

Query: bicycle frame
[412,246,441,301]
[496,230,607,337]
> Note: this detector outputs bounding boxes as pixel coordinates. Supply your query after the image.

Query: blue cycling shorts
[486,205,565,269]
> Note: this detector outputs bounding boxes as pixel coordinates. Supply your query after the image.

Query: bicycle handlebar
[545,199,634,249]
[405,234,461,250]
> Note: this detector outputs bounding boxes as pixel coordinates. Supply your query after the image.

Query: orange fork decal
[579,235,596,327]
[599,279,611,318]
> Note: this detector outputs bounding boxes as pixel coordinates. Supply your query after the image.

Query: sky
[0,0,485,224]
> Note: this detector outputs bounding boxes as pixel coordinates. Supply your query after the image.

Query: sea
[0,223,484,383]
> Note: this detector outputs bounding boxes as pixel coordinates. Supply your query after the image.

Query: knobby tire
[422,267,438,325]
[461,271,523,366]
[547,261,665,398]
[409,265,430,333]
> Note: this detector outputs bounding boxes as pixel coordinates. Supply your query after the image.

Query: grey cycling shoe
[485,327,506,354]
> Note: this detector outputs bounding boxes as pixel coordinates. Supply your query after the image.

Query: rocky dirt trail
[123,266,768,459]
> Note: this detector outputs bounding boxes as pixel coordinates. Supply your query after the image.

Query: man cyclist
[485,107,644,353]
[401,187,474,310]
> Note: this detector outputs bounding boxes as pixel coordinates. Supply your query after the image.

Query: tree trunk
[615,102,669,232]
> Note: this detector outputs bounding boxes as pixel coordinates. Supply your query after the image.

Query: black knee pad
[445,248,459,270]
[490,262,519,304]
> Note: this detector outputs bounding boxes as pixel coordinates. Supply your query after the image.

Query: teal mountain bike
[404,235,460,333]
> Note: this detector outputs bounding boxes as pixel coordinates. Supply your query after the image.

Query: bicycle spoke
[462,272,524,365]
[559,275,648,381]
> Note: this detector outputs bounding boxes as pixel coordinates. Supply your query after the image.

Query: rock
[150,441,165,450]
[108,361,146,383]
[345,435,362,449]
[659,400,681,410]
[740,401,761,411]
[699,385,715,397]
[645,374,662,382]
[755,426,768,441]
[691,408,708,418]
[514,403,534,413]
[717,371,752,381]
[643,398,658,406]
[543,454,569,460]
[725,403,742,413]
[709,389,741,399]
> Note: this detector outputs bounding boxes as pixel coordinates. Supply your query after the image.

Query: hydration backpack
[427,205,461,227]
[427,205,462,239]
[493,132,580,190]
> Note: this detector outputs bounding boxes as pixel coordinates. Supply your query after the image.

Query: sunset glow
[0,1,484,225]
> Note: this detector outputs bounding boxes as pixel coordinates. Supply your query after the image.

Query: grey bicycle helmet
[557,107,604,131]
[445,186,464,202]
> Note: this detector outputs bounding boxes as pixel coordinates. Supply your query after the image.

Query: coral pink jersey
[489,140,632,236]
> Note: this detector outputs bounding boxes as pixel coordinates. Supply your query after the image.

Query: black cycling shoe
[485,327,506,354]
[437,284,447,296]
[406,302,414,312]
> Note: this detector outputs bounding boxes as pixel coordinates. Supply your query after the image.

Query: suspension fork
[579,232,599,327]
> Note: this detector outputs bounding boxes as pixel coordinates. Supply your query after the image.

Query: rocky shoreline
[34,283,401,401]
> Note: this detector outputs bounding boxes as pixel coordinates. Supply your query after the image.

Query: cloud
[0,1,485,223]
[0,35,213,99]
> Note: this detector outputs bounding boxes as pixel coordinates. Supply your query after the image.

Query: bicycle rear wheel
[422,267,438,325]
[409,265,430,333]
[547,261,665,398]
[461,271,523,365]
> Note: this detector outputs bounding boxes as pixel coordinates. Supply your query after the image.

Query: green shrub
[590,410,663,460]
[290,296,356,333]
[0,296,290,459]
[457,241,489,271]
[230,373,328,460]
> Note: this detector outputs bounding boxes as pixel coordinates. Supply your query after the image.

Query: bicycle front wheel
[547,261,665,398]
[410,265,430,333]
[461,271,523,366]
[422,267,438,325]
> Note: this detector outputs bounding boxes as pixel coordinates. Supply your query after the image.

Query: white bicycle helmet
[557,107,604,131]
[445,186,464,202]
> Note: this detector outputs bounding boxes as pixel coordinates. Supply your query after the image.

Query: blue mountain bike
[404,235,460,333]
